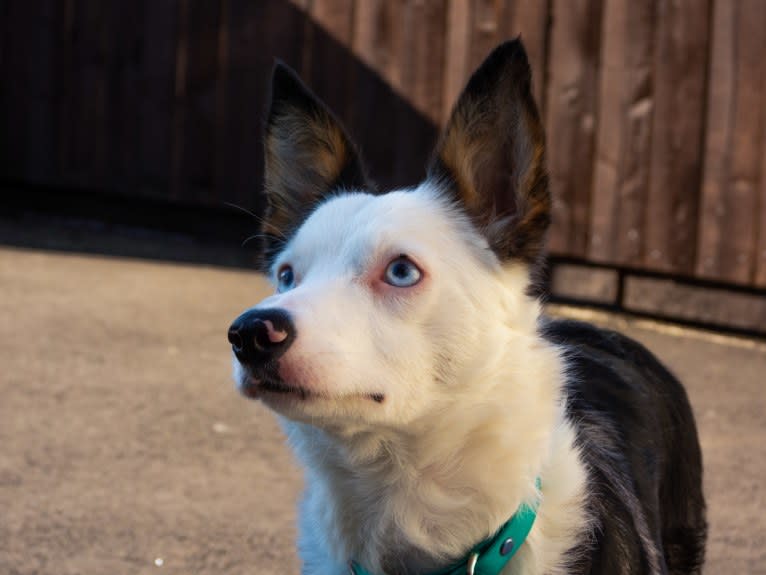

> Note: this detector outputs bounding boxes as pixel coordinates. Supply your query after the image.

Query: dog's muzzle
[227,308,296,367]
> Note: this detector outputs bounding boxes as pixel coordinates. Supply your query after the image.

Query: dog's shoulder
[539,317,684,403]
[538,315,693,474]
[540,317,660,364]
[539,317,705,574]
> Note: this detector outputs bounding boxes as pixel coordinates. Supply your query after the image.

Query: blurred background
[2,0,766,333]
[1,1,765,574]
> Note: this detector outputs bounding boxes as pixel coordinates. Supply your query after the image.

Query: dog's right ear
[260,62,371,270]
[428,40,550,266]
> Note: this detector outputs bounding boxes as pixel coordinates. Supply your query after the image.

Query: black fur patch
[541,319,707,574]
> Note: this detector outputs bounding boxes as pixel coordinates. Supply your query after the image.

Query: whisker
[241,234,269,248]
[224,201,262,221]
[224,202,288,241]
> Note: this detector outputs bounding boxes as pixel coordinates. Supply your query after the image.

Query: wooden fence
[2,0,766,289]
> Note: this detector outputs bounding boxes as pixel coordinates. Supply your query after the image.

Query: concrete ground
[1,245,764,574]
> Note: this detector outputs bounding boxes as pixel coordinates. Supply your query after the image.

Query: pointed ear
[428,40,550,265]
[260,62,371,269]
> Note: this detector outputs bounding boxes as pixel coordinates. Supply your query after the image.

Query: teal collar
[349,479,541,575]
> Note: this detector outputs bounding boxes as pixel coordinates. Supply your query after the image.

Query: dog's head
[228,40,550,428]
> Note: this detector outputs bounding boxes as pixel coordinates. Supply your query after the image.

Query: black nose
[227,308,296,365]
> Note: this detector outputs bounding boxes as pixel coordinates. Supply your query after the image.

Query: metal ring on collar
[466,552,479,575]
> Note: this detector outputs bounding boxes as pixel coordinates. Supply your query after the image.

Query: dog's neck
[283,329,590,575]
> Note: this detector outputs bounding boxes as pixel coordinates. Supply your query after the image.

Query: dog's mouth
[239,374,385,404]
[240,376,314,401]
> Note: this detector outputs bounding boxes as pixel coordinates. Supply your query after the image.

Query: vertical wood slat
[213,0,235,208]
[352,0,390,72]
[297,0,440,192]
[105,1,143,195]
[497,0,550,110]
[697,0,766,285]
[215,0,307,211]
[758,102,766,286]
[170,0,189,201]
[390,0,446,184]
[351,0,402,187]
[545,0,603,257]
[394,0,447,125]
[443,0,550,122]
[309,0,355,41]
[305,0,356,129]
[350,0,442,185]
[442,0,472,122]
[170,0,221,202]
[643,0,711,274]
[0,0,24,178]
[588,0,656,265]
[57,0,113,189]
[137,0,178,197]
[307,0,356,89]
[0,0,59,183]
[468,0,504,77]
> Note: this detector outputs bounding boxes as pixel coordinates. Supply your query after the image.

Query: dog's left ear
[260,62,371,270]
[428,40,549,265]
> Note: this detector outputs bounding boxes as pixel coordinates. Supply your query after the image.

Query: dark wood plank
[352,0,388,72]
[447,1,551,111]
[350,0,404,187]
[394,0,446,124]
[497,0,550,109]
[305,0,355,129]
[311,0,355,40]
[642,0,710,274]
[442,0,471,122]
[348,1,441,189]
[56,0,113,189]
[444,1,550,125]
[391,0,445,184]
[545,0,603,257]
[288,0,311,10]
[694,0,733,282]
[136,0,178,198]
[588,0,656,266]
[170,0,188,201]
[104,1,143,195]
[170,0,221,203]
[697,0,766,284]
[468,0,503,74]
[1,0,32,179]
[0,0,60,183]
[214,0,232,207]
[757,124,766,286]
[214,0,307,211]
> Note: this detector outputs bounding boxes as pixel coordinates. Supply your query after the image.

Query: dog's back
[543,319,706,574]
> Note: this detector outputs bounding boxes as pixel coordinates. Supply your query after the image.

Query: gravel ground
[0,246,764,574]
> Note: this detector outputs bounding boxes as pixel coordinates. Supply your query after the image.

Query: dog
[227,40,706,575]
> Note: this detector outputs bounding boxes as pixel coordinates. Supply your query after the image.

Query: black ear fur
[428,39,550,266]
[260,62,371,270]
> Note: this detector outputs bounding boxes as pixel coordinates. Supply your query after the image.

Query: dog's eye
[383,256,422,287]
[277,265,295,292]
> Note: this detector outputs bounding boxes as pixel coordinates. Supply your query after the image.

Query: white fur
[236,184,590,574]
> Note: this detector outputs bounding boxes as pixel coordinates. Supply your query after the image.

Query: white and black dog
[227,40,706,575]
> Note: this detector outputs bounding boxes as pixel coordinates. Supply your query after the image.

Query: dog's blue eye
[384,256,422,287]
[277,265,295,292]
